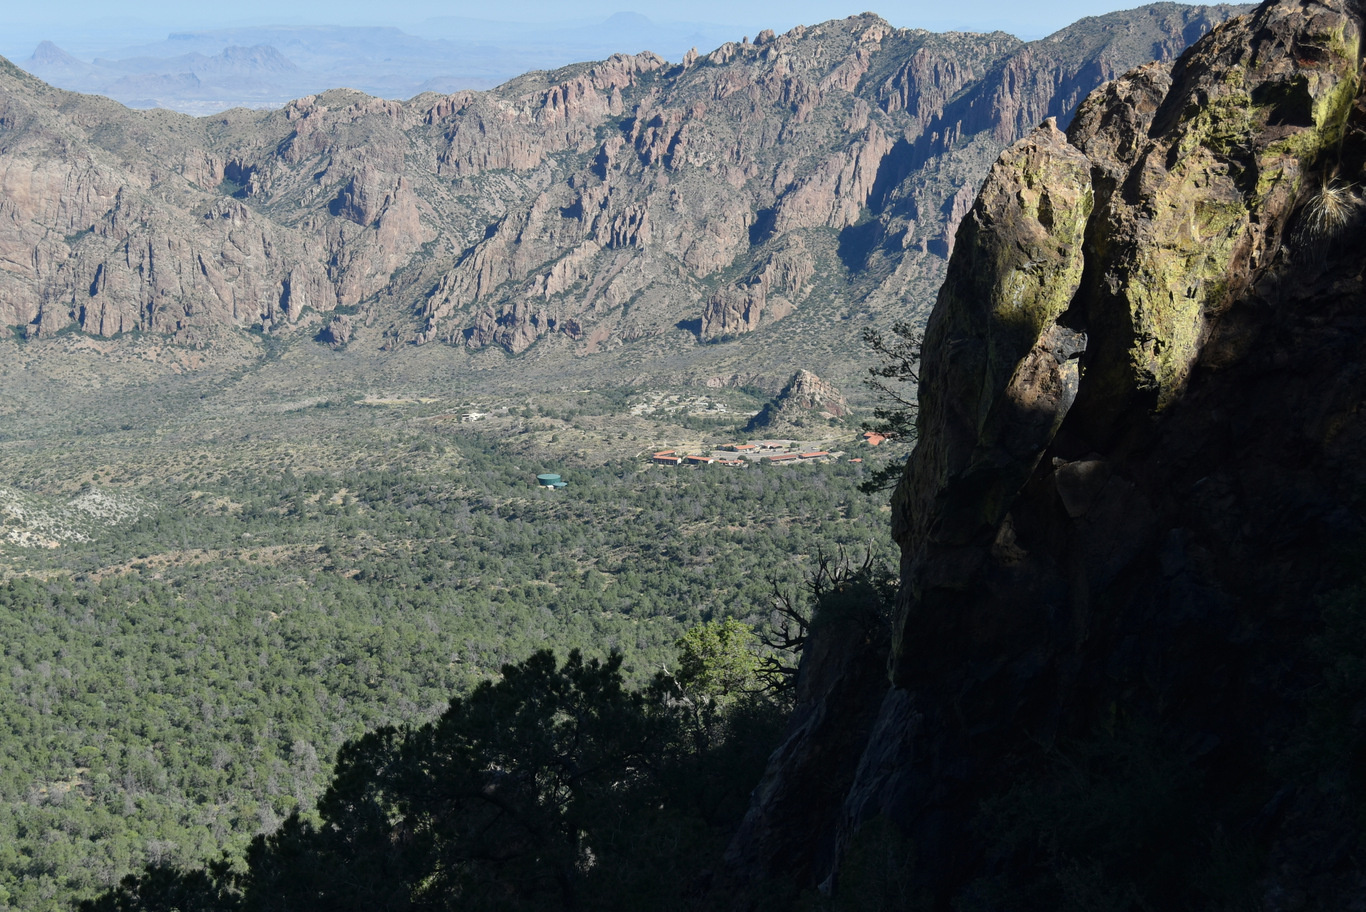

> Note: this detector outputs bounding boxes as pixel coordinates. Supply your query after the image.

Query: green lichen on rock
[893,119,1092,556]
[1093,0,1361,409]
[1173,92,1255,160]
[951,119,1093,420]
[896,0,1364,615]
[986,154,1093,338]
[1122,169,1249,402]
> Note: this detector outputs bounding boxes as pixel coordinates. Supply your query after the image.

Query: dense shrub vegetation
[82,642,790,911]
[0,430,885,911]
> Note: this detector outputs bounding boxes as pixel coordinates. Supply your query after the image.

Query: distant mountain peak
[28,41,85,67]
[603,11,654,26]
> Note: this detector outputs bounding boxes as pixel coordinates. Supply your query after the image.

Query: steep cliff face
[730,0,1366,905]
[0,6,1245,369]
[0,68,417,340]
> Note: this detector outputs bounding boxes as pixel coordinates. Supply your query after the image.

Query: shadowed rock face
[728,0,1366,904]
[0,6,1245,361]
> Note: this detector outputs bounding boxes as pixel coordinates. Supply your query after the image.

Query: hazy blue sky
[4,0,1189,43]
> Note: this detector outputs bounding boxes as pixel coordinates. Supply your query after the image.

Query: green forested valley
[0,390,892,910]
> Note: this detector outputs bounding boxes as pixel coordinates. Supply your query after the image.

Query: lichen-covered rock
[1070,0,1361,417]
[885,0,1363,742]
[879,0,1365,888]
[728,0,1366,906]
[891,118,1092,563]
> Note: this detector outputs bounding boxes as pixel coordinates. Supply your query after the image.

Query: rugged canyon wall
[729,0,1366,906]
[0,5,1245,369]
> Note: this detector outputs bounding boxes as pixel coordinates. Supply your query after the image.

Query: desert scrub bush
[1292,171,1362,260]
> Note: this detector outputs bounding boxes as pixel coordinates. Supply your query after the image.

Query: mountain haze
[14,15,743,113]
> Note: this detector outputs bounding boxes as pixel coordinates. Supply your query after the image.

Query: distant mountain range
[16,14,742,114]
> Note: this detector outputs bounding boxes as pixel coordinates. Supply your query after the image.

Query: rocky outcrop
[317,313,353,349]
[745,369,850,433]
[0,7,1244,358]
[729,0,1366,905]
[890,117,1092,560]
[700,240,811,340]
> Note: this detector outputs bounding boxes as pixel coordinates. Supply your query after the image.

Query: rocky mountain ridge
[0,4,1247,392]
[726,0,1366,905]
